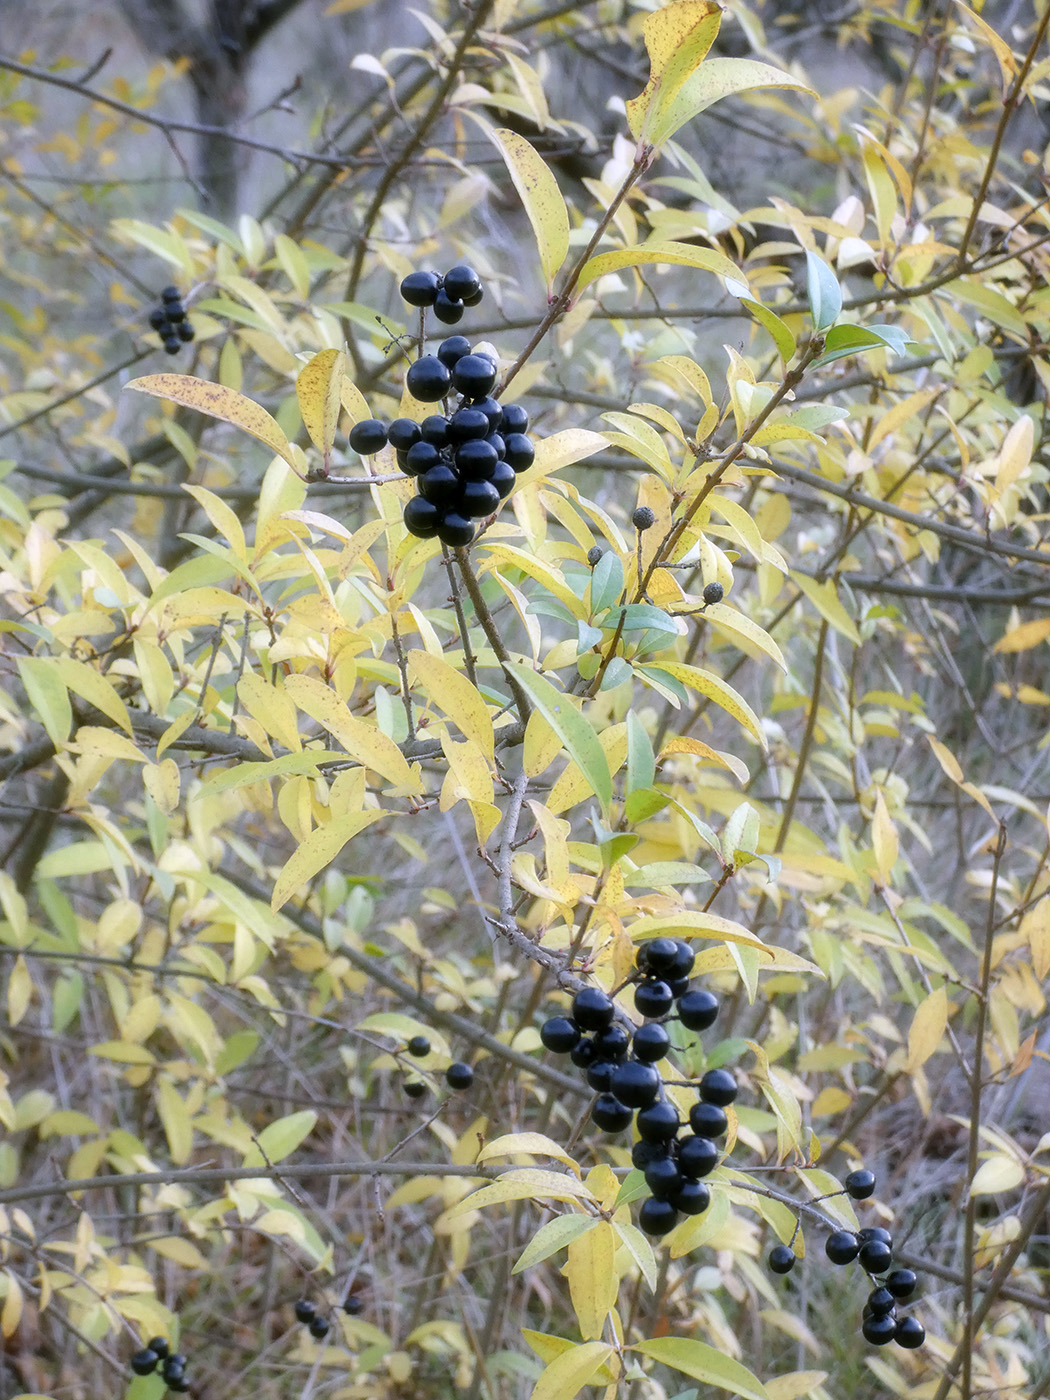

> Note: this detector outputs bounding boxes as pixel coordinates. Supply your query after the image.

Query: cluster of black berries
[540,938,733,1238]
[148,286,194,356]
[820,1212,925,1349]
[295,1294,363,1337]
[401,1035,475,1098]
[130,1337,190,1391]
[400,263,484,324]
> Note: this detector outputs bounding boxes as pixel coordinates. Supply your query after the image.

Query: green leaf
[810,322,911,369]
[16,657,72,747]
[739,297,797,364]
[805,250,841,332]
[512,1215,598,1274]
[624,789,670,824]
[633,1338,769,1400]
[505,664,613,814]
[625,711,655,797]
[590,550,624,614]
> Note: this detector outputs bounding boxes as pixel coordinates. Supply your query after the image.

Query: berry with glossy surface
[569,1036,596,1068]
[403,1080,427,1099]
[587,546,603,566]
[402,495,442,539]
[637,937,679,976]
[489,457,516,499]
[540,1017,580,1054]
[678,989,719,1031]
[437,335,472,368]
[445,1061,474,1090]
[632,505,656,530]
[611,1060,661,1108]
[859,1239,893,1274]
[699,1068,737,1106]
[400,270,440,306]
[295,1299,316,1323]
[437,511,475,547]
[455,438,499,481]
[470,395,503,431]
[452,353,499,398]
[768,1244,796,1274]
[572,987,615,1031]
[405,440,441,476]
[634,979,674,1019]
[500,402,529,434]
[670,940,696,978]
[846,1168,876,1200]
[862,1314,896,1346]
[420,414,451,447]
[149,308,169,331]
[593,1024,631,1061]
[485,431,506,460]
[309,1315,331,1339]
[586,1059,617,1094]
[632,1139,662,1169]
[420,462,462,508]
[644,1155,683,1199]
[388,418,422,451]
[132,1349,159,1376]
[858,1227,893,1246]
[677,1134,718,1179]
[461,478,501,518]
[867,1287,895,1317]
[638,1197,679,1237]
[443,265,481,301]
[407,355,452,403]
[147,1339,170,1360]
[671,1179,711,1215]
[632,1022,671,1063]
[343,1295,364,1315]
[825,1230,860,1265]
[407,1035,430,1057]
[635,1099,681,1142]
[433,287,465,323]
[348,420,388,455]
[504,432,535,472]
[894,1316,925,1349]
[689,1100,728,1138]
[591,1093,633,1133]
[448,407,490,442]
[886,1268,917,1299]
[163,1355,188,1378]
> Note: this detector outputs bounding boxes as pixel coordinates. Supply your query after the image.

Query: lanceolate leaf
[125,374,299,470]
[504,664,613,814]
[633,1337,769,1400]
[295,348,345,457]
[626,0,723,141]
[644,58,816,148]
[576,240,745,296]
[492,129,570,290]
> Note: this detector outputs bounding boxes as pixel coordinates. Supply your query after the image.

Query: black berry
[149,308,169,331]
[434,288,465,324]
[586,1059,617,1093]
[163,1354,188,1377]
[405,441,441,476]
[632,505,656,530]
[572,988,615,1032]
[309,1315,331,1339]
[637,938,678,975]
[632,1022,671,1063]
[407,1035,430,1058]
[587,546,603,567]
[448,407,490,441]
[400,270,440,306]
[147,1339,170,1359]
[858,1227,892,1246]
[859,1239,893,1274]
[343,1295,364,1315]
[634,980,674,1019]
[635,1100,681,1142]
[176,320,195,342]
[349,419,388,455]
[131,1349,159,1376]
[670,940,696,979]
[845,1169,876,1200]
[162,336,181,356]
[677,1134,718,1179]
[489,458,516,499]
[437,335,472,368]
[591,1093,633,1132]
[406,355,452,403]
[504,432,535,472]
[419,462,462,508]
[677,990,719,1031]
[610,1060,661,1108]
[455,439,498,480]
[894,1316,925,1348]
[703,581,724,605]
[862,1314,896,1346]
[403,1080,427,1098]
[638,1197,679,1236]
[403,495,441,538]
[421,414,451,447]
[295,1299,316,1323]
[644,1155,683,1199]
[670,1179,711,1215]
[825,1230,860,1265]
[592,1025,631,1060]
[540,1016,580,1054]
[867,1287,895,1316]
[446,1061,474,1090]
[699,1068,737,1106]
[689,1100,728,1138]
[886,1268,917,1299]
[768,1244,795,1274]
[632,1139,662,1169]
[161,285,181,303]
[500,402,529,434]
[388,418,423,451]
[569,1036,597,1068]
[452,353,499,398]
[164,302,186,323]
[443,265,481,302]
[168,1377,191,1394]
[437,511,475,547]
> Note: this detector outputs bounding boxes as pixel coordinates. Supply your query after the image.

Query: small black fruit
[894,1316,925,1348]
[862,1314,896,1346]
[406,355,452,403]
[703,581,724,605]
[161,285,181,303]
[677,1134,718,1179]
[131,1349,159,1376]
[503,432,534,472]
[149,308,168,331]
[147,1338,170,1359]
[400,270,440,306]
[591,1093,633,1132]
[489,458,516,499]
[634,980,674,1019]
[405,440,441,476]
[859,1239,893,1274]
[343,1295,364,1315]
[637,937,679,976]
[677,989,719,1031]
[163,336,181,356]
[436,511,475,547]
[825,1230,860,1265]
[403,495,442,538]
[433,287,465,324]
[631,1022,670,1063]
[349,419,389,455]
[689,1100,728,1138]
[644,1154,683,1199]
[455,439,499,481]
[500,402,529,434]
[177,320,195,342]
[670,1179,710,1215]
[437,335,472,368]
[421,415,451,447]
[452,353,499,398]
[407,1035,430,1058]
[635,1100,681,1142]
[699,1068,737,1106]
[858,1227,892,1246]
[587,546,603,566]
[295,1299,316,1323]
[886,1268,917,1299]
[309,1315,331,1339]
[632,506,655,530]
[443,265,481,302]
[867,1287,895,1316]
[403,1080,427,1098]
[448,407,490,442]
[638,1197,679,1236]
[445,1061,474,1090]
[388,418,423,451]
[419,462,462,507]
[845,1168,876,1200]
[572,988,615,1031]
[540,1017,580,1053]
[632,1139,661,1169]
[592,1025,631,1060]
[610,1060,661,1108]
[586,1059,617,1093]
[768,1244,795,1274]
[569,1036,597,1068]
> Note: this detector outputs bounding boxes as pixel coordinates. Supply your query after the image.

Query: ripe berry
[632,505,656,530]
[591,1093,633,1132]
[437,335,472,368]
[131,1349,159,1376]
[631,1022,670,1063]
[644,1155,683,1198]
[699,1068,737,1106]
[845,1169,876,1200]
[670,940,695,979]
[407,1035,430,1057]
[489,458,516,499]
[452,353,499,398]
[149,308,169,331]
[861,1314,896,1346]
[348,419,389,455]
[637,937,679,976]
[859,1239,893,1274]
[886,1268,917,1299]
[678,990,719,1032]
[859,1227,893,1246]
[449,407,490,442]
[504,432,535,472]
[638,1196,679,1237]
[403,1080,427,1098]
[295,1299,316,1323]
[572,987,615,1031]
[671,1179,711,1215]
[421,414,451,447]
[635,1100,681,1142]
[470,395,503,431]
[147,1339,170,1359]
[455,439,499,480]
[437,511,475,547]
[163,1354,188,1378]
[403,495,442,538]
[405,440,441,476]
[768,1245,796,1274]
[445,1061,474,1090]
[500,402,529,434]
[592,1025,631,1060]
[161,285,181,303]
[164,302,186,323]
[677,1134,718,1179]
[610,1060,661,1108]
[461,478,500,518]
[825,1230,860,1265]
[587,546,603,566]
[586,1059,617,1093]
[419,463,462,508]
[433,288,464,323]
[632,1140,662,1169]
[485,431,506,460]
[634,980,673,1019]
[168,1377,191,1394]
[343,1295,364,1315]
[177,321,195,342]
[407,355,452,403]
[163,336,182,356]
[400,270,440,306]
[894,1316,925,1348]
[309,1315,331,1339]
[443,265,481,302]
[540,1017,580,1054]
[867,1287,895,1316]
[388,418,422,451]
[666,975,691,999]
[462,284,483,306]
[689,1100,728,1138]
[569,1036,597,1068]
[703,581,724,605]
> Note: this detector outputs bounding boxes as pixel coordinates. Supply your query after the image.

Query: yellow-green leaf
[970,1153,1024,1196]
[633,1337,769,1400]
[271,810,387,912]
[125,374,299,470]
[565,1219,617,1340]
[644,661,766,746]
[245,1110,317,1166]
[513,1215,598,1275]
[626,0,722,140]
[444,1168,597,1220]
[492,129,570,290]
[16,657,72,747]
[296,349,346,457]
[531,1341,614,1400]
[789,573,860,645]
[630,911,766,950]
[478,1134,581,1170]
[505,664,612,814]
[906,985,947,1073]
[283,674,420,788]
[872,789,898,885]
[408,650,494,760]
[645,58,815,148]
[576,240,744,296]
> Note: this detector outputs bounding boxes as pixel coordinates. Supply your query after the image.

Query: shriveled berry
[436,511,475,547]
[859,1239,893,1274]
[587,546,603,566]
[634,980,674,1019]
[445,1061,474,1090]
[825,1230,860,1265]
[768,1244,796,1274]
[388,418,422,451]
[632,1022,671,1063]
[591,1093,633,1132]
[400,270,440,306]
[444,265,482,302]
[678,990,719,1032]
[504,432,534,472]
[540,1017,580,1054]
[349,419,388,455]
[638,1197,679,1236]
[309,1315,331,1339]
[437,335,472,368]
[644,1155,683,1199]
[572,987,615,1032]
[886,1268,917,1299]
[894,1316,925,1348]
[407,355,452,403]
[703,581,724,605]
[403,495,441,538]
[862,1314,896,1346]
[131,1349,159,1376]
[407,1035,430,1057]
[677,1134,718,1179]
[610,1060,661,1108]
[699,1068,737,1106]
[689,1100,728,1138]
[846,1168,876,1200]
[295,1299,316,1323]
[635,1099,680,1142]
[632,505,656,530]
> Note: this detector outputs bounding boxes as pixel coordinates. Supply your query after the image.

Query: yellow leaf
[626,1,722,141]
[270,810,387,912]
[927,736,963,782]
[871,790,898,885]
[576,240,745,297]
[970,1153,1024,1196]
[1,1272,23,1337]
[125,374,298,470]
[630,912,767,950]
[443,1168,597,1221]
[531,1341,614,1400]
[144,759,180,815]
[6,955,31,1028]
[409,650,494,760]
[565,1220,617,1340]
[995,415,1034,496]
[157,1079,193,1164]
[492,130,569,290]
[660,735,749,784]
[906,986,948,1073]
[764,1373,828,1400]
[789,573,860,644]
[993,616,1050,654]
[703,602,786,671]
[283,674,419,789]
[148,1236,209,1269]
[644,661,765,746]
[296,349,346,458]
[477,1134,581,1170]
[513,429,608,491]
